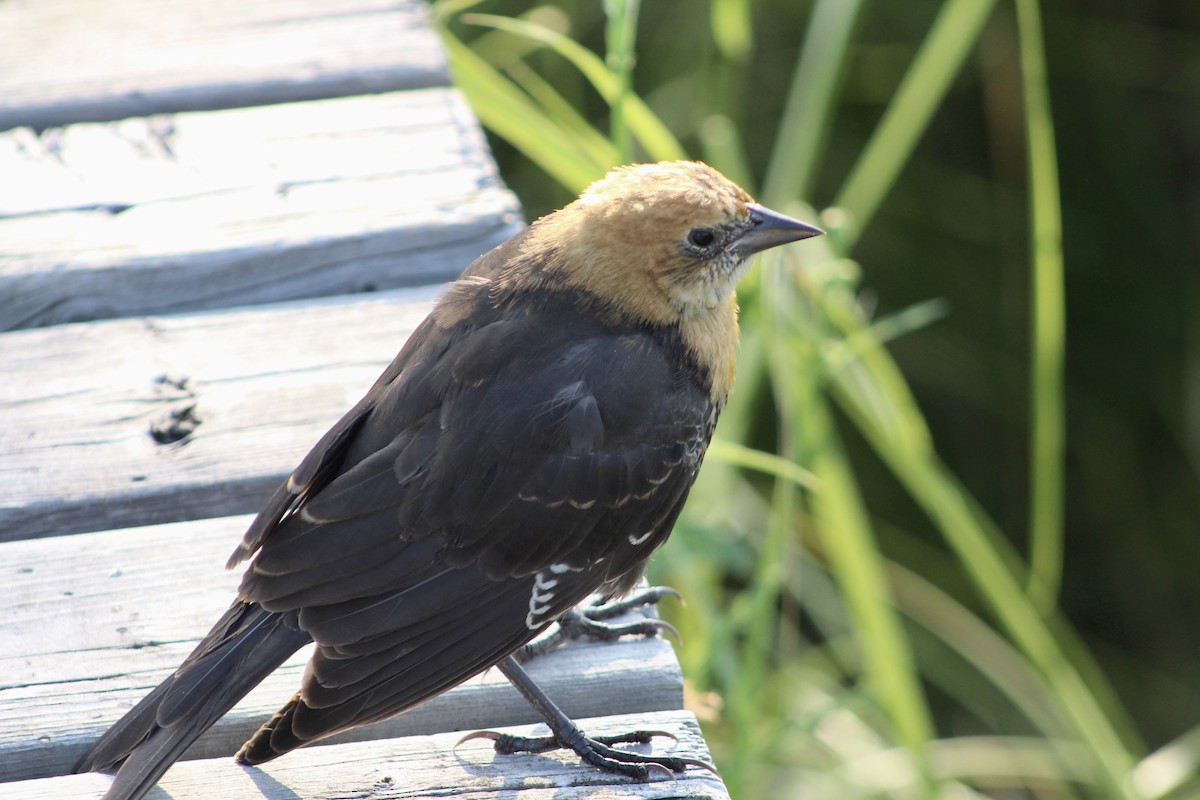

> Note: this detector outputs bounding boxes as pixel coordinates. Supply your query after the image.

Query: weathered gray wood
[0,88,523,331]
[0,1,730,796]
[0,0,448,132]
[0,711,729,800]
[0,515,685,781]
[0,286,450,541]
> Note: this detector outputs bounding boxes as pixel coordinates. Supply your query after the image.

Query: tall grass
[432,2,1195,798]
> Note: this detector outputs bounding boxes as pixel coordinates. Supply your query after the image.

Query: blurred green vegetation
[434,1,1200,797]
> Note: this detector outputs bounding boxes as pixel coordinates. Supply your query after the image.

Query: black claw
[653,620,682,644]
[473,726,704,779]
[487,732,561,755]
[643,763,677,781]
[683,757,721,776]
[517,586,684,663]
[572,736,694,778]
[561,614,678,643]
[591,729,678,747]
[455,729,504,747]
[491,656,706,783]
[460,723,704,778]
[586,586,681,620]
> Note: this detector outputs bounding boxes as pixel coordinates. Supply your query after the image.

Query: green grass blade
[500,59,621,167]
[1132,723,1200,800]
[462,13,687,162]
[710,0,753,62]
[732,477,795,782]
[763,0,866,205]
[1015,0,1066,613]
[835,0,1000,246]
[824,297,950,371]
[439,31,607,192]
[604,0,641,162]
[922,736,1098,788]
[706,439,821,490]
[430,0,489,23]
[889,559,1073,738]
[801,387,938,790]
[826,338,1143,799]
[766,260,937,790]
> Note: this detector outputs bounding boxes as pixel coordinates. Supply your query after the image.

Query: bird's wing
[231,280,714,756]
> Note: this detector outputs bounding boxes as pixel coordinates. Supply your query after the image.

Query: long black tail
[75,602,311,800]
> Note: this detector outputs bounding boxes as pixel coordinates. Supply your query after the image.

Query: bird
[75,160,823,800]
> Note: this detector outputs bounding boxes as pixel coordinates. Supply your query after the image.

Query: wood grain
[0,515,686,781]
[0,88,523,331]
[0,286,450,541]
[0,0,448,131]
[0,1,731,797]
[0,711,728,800]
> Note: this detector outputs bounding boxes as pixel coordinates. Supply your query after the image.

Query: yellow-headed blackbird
[76,161,822,799]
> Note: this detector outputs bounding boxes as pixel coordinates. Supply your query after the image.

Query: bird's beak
[729,203,824,259]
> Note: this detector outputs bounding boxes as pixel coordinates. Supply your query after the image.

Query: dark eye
[687,228,716,248]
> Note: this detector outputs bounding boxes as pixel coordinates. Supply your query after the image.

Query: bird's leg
[515,586,681,663]
[458,656,716,779]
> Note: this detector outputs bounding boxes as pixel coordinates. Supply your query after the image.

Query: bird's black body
[77,227,718,798]
[76,161,822,800]
[238,231,721,739]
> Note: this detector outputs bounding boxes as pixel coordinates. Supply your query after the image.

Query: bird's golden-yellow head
[490,161,821,404]
[518,161,822,326]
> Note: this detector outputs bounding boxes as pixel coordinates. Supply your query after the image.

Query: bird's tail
[75,602,310,800]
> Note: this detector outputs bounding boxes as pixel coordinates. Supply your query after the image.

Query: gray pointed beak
[729,203,824,259]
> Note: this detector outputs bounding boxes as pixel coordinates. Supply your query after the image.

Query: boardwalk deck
[0,712,726,800]
[0,286,441,540]
[0,1,730,797]
[1,514,686,782]
[0,89,519,331]
[0,0,447,131]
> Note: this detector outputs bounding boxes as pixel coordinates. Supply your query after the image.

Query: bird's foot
[458,726,717,780]
[470,656,716,780]
[516,586,681,662]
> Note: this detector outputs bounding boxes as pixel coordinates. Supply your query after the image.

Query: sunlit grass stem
[437,2,1144,796]
[763,0,865,206]
[1015,0,1067,614]
[835,0,1000,246]
[603,0,640,162]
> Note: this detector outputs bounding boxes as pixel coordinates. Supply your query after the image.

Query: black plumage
[76,161,822,800]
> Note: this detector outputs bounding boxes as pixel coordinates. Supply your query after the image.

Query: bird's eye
[687,228,716,248]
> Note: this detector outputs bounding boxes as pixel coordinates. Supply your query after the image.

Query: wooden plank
[0,515,686,781]
[0,711,729,800]
[0,286,449,541]
[0,0,448,132]
[0,88,523,331]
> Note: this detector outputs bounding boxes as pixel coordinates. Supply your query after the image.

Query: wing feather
[229,278,717,758]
